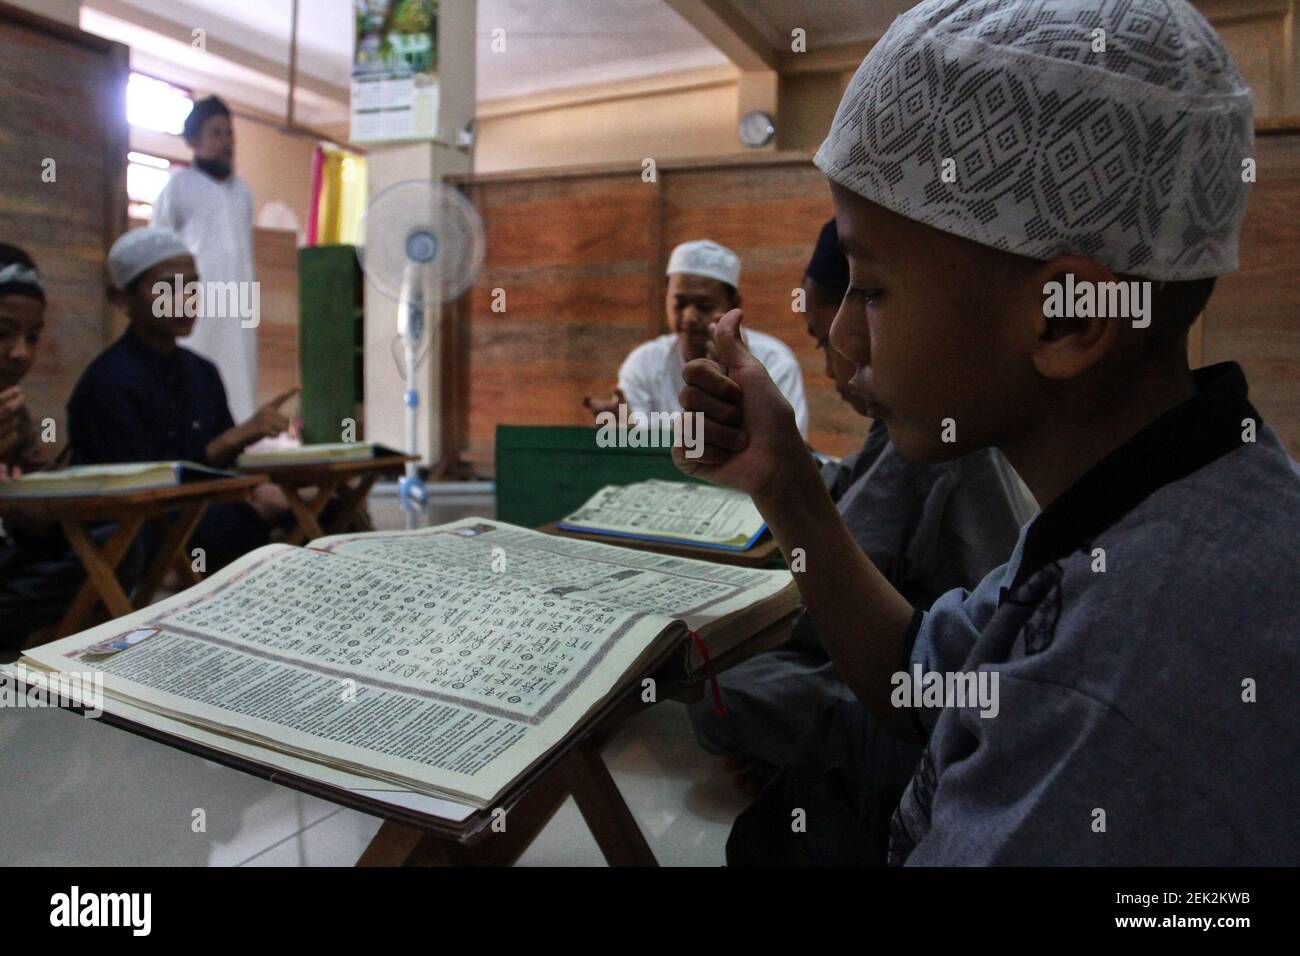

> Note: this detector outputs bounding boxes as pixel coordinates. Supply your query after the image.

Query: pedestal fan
[356,180,485,515]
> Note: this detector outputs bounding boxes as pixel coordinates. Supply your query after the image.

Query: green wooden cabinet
[298,245,364,445]
[494,425,706,528]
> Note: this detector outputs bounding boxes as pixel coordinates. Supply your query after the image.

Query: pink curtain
[306,145,326,246]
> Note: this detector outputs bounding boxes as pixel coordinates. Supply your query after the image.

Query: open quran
[0,461,234,498]
[236,442,403,468]
[558,480,769,552]
[10,518,797,815]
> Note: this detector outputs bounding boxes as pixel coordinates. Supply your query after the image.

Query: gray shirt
[826,419,1037,611]
[689,422,1036,769]
[892,363,1300,865]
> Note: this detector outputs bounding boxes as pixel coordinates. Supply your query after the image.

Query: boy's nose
[829,303,868,367]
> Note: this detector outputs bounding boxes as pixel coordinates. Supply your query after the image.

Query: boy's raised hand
[673,309,807,500]
[241,387,299,442]
[583,387,627,418]
[677,312,916,733]
[207,387,302,467]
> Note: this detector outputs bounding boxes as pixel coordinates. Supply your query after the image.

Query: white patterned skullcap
[666,240,742,287]
[107,227,193,290]
[814,0,1254,280]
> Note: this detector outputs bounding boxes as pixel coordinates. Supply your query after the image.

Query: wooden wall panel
[457,174,662,465]
[661,162,862,457]
[450,155,866,473]
[0,3,127,454]
[1202,131,1300,458]
[252,228,300,411]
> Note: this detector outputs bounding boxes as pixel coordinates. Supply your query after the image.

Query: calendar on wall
[350,0,440,143]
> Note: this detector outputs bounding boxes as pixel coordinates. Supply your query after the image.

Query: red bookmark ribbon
[687,629,726,717]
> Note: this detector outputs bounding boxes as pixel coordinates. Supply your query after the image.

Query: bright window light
[127,153,174,204]
[127,73,193,135]
[128,150,171,169]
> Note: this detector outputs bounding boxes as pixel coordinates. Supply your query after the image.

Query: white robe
[617,330,810,437]
[152,167,258,422]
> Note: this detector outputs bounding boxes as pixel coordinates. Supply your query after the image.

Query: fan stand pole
[399,299,427,517]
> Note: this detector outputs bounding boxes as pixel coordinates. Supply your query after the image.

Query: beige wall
[229,115,317,235]
[777,70,850,153]
[475,69,742,173]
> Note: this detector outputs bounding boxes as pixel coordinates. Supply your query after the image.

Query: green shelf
[494,425,704,528]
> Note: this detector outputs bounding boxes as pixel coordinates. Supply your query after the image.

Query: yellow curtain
[314,146,368,246]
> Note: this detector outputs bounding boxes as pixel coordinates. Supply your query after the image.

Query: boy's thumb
[711,309,753,368]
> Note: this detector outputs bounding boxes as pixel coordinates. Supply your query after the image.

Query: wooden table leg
[325,475,377,535]
[560,744,658,867]
[133,502,209,606]
[172,550,202,588]
[59,516,147,636]
[284,478,341,544]
[356,821,457,866]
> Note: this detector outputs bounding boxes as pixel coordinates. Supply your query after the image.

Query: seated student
[586,240,810,437]
[67,228,295,573]
[688,219,1036,797]
[675,0,1300,865]
[0,244,141,656]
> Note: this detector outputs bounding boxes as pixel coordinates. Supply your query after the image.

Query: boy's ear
[1027,255,1122,381]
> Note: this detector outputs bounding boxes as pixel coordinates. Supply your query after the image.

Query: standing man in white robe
[152,96,258,422]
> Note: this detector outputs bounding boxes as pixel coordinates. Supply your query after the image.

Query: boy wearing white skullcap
[67,228,296,573]
[587,239,810,437]
[675,0,1299,865]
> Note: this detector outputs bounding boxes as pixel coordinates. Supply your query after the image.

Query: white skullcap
[107,227,193,290]
[815,0,1254,280]
[666,240,741,288]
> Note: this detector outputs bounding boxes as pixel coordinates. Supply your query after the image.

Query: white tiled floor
[0,488,750,866]
[0,694,744,866]
[0,704,351,866]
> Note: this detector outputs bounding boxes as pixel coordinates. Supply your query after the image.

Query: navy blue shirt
[68,330,235,465]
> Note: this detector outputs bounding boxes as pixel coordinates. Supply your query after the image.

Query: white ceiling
[476,0,728,100]
[81,0,905,115]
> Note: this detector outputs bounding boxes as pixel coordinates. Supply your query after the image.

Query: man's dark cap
[805,217,849,296]
[183,96,231,141]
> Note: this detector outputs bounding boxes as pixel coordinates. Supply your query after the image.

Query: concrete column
[362,0,476,465]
